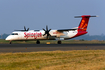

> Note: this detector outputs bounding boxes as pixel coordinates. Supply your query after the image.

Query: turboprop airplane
[5,15,97,44]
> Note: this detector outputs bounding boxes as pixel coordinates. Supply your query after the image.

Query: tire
[36,40,40,44]
[57,41,61,44]
[9,41,12,44]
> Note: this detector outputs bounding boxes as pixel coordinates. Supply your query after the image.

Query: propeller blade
[24,26,26,31]
[46,25,48,31]
[43,28,46,31]
[27,28,29,31]
[43,34,46,36]
[49,29,51,31]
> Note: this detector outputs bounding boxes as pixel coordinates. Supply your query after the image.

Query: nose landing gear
[9,41,12,44]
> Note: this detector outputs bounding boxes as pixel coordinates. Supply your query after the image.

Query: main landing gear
[36,40,62,44]
[36,40,40,44]
[57,40,62,44]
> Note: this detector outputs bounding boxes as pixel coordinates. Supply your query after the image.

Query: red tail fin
[78,15,90,31]
[71,15,97,38]
[75,15,97,31]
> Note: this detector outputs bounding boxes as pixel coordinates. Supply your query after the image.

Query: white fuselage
[5,29,78,41]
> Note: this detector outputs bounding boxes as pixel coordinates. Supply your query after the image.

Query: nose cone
[5,36,12,41]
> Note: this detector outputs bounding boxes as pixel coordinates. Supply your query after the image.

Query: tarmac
[0,44,105,53]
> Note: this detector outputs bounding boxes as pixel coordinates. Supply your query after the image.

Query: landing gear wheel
[9,41,12,44]
[57,41,61,44]
[36,40,40,44]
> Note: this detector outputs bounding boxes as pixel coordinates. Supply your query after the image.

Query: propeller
[24,26,29,31]
[15,26,29,31]
[43,25,51,39]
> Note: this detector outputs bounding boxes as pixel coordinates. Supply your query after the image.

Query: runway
[0,44,105,53]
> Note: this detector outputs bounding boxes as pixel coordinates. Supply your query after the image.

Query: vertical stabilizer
[72,15,97,38]
[75,15,97,31]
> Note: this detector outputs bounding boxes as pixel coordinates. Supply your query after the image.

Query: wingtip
[96,15,99,17]
[90,15,99,17]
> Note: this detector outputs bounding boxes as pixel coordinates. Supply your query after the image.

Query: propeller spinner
[43,25,51,39]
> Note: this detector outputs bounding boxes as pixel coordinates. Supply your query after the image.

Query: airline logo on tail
[79,19,88,31]
[76,15,97,31]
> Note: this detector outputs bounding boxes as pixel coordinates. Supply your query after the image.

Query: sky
[0,0,104,35]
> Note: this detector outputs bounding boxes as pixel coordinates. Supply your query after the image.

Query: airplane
[5,15,97,44]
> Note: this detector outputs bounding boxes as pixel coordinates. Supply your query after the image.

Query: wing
[57,27,78,32]
[57,29,77,32]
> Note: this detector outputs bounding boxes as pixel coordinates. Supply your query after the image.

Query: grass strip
[0,50,105,70]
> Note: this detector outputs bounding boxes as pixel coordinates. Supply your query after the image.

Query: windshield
[11,33,18,35]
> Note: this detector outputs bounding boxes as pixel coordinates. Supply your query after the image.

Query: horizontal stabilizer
[74,15,98,18]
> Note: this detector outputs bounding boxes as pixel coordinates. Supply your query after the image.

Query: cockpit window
[11,33,18,35]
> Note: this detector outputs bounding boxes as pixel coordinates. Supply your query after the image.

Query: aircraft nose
[5,36,12,41]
